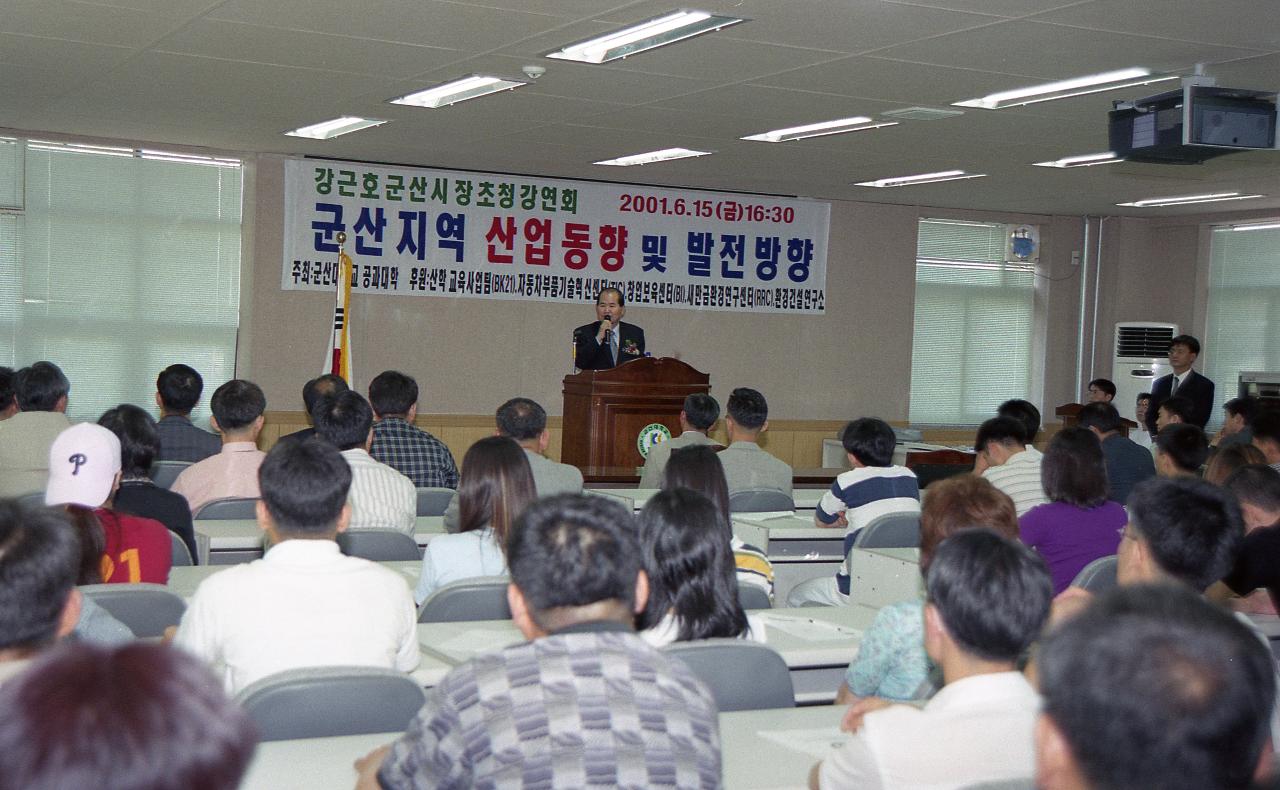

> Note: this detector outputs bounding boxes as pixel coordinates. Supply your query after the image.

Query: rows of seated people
[1,358,1280,788]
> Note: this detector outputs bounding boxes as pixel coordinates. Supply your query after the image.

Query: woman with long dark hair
[414,436,535,604]
[636,487,762,646]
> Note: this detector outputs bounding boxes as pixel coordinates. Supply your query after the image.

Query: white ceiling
[2,0,1279,217]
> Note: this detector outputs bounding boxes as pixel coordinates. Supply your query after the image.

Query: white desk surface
[587,488,825,512]
[194,516,446,551]
[167,561,421,601]
[733,513,842,544]
[240,705,845,790]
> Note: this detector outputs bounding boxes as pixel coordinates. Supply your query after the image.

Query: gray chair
[79,583,187,638]
[1070,555,1118,594]
[416,487,454,517]
[663,640,794,712]
[338,529,421,561]
[17,491,46,508]
[170,531,194,567]
[728,489,795,513]
[149,460,192,490]
[236,666,427,742]
[193,497,259,520]
[418,577,511,623]
[852,511,921,549]
[738,583,773,610]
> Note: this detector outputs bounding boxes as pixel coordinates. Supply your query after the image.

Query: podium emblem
[637,423,673,458]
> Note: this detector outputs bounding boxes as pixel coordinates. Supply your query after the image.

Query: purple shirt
[1019,501,1126,594]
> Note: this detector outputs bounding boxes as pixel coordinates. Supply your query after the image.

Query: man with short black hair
[174,438,419,693]
[0,361,72,497]
[154,364,221,462]
[364,494,720,789]
[1154,423,1209,477]
[0,500,82,685]
[1077,402,1155,504]
[1252,410,1280,472]
[998,399,1042,446]
[1085,378,1115,403]
[1154,394,1195,431]
[718,387,792,497]
[788,418,920,607]
[442,397,583,532]
[277,373,349,446]
[314,390,415,535]
[1118,476,1241,592]
[367,370,458,489]
[975,416,1047,516]
[1037,584,1274,790]
[1132,392,1154,448]
[812,530,1053,788]
[1218,465,1280,610]
[637,393,721,488]
[1216,396,1259,449]
[170,380,268,515]
[0,366,16,420]
[572,287,645,370]
[1146,334,1214,432]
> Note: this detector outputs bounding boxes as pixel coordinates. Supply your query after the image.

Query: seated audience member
[638,392,721,488]
[1204,442,1267,486]
[636,487,764,647]
[414,436,534,604]
[314,390,415,535]
[170,379,267,515]
[1216,396,1260,449]
[999,398,1042,445]
[835,475,1019,706]
[0,361,72,497]
[1077,401,1155,504]
[0,642,258,789]
[368,370,459,489]
[1020,427,1126,595]
[99,404,198,562]
[362,494,721,788]
[0,365,16,419]
[1117,477,1241,594]
[1154,394,1195,431]
[975,416,1047,516]
[0,500,82,685]
[174,438,419,693]
[812,530,1053,789]
[662,444,775,595]
[60,506,134,645]
[442,397,583,532]
[1218,465,1280,611]
[789,418,920,607]
[718,387,793,497]
[1154,423,1209,477]
[277,373,348,446]
[1036,585,1274,790]
[1085,378,1115,403]
[1252,410,1280,472]
[1131,392,1154,448]
[153,363,221,462]
[46,424,171,584]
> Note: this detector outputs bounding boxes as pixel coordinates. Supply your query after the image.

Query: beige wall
[242,154,1091,427]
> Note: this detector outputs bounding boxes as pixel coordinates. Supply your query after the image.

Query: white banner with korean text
[281,158,829,314]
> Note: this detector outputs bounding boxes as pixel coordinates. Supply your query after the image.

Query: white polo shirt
[982,447,1048,517]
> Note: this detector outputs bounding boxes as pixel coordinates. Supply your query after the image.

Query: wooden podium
[562,357,710,469]
[1055,403,1137,436]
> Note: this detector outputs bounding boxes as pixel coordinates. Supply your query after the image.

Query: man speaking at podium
[573,287,645,370]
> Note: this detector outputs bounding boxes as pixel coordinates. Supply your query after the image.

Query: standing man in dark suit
[572,287,645,370]
[1146,334,1214,432]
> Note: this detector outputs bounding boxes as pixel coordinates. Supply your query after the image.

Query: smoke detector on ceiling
[881,107,965,121]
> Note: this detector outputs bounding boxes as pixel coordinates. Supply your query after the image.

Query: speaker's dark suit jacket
[573,321,645,370]
[1145,369,1215,431]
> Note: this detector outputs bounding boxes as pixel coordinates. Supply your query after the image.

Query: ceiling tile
[752,55,1042,106]
[0,32,133,75]
[0,0,188,48]
[1027,0,1280,50]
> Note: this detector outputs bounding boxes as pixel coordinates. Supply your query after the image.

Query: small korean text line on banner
[281,158,830,314]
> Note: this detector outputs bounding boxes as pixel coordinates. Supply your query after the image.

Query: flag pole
[330,231,354,382]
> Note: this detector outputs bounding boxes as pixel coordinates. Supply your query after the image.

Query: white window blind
[1204,223,1280,428]
[0,140,242,424]
[909,219,1036,425]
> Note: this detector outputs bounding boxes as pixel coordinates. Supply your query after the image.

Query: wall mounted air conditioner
[1112,322,1178,423]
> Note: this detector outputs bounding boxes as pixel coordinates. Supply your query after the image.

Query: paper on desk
[755,614,862,642]
[433,629,514,657]
[757,727,849,760]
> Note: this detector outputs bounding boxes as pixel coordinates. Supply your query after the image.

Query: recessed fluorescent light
[954,68,1178,110]
[1116,191,1266,207]
[1224,221,1280,232]
[854,170,986,188]
[28,140,133,157]
[140,150,240,167]
[741,117,898,143]
[594,147,712,166]
[545,10,746,64]
[284,117,387,140]
[1032,152,1124,168]
[390,75,526,109]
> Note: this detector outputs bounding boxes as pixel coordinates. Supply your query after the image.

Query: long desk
[240,705,845,790]
[587,487,825,513]
[193,516,447,565]
[732,513,843,604]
